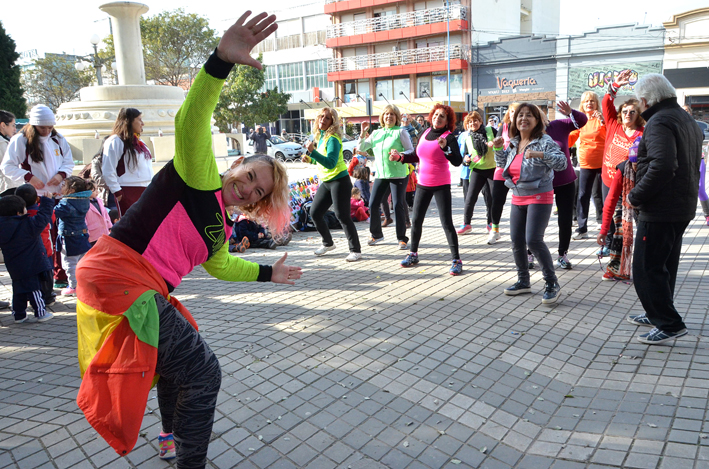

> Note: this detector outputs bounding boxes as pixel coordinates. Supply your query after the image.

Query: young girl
[54,176,92,296]
[352,166,371,207]
[350,187,369,222]
[84,179,113,247]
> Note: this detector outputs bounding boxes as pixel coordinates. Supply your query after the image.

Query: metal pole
[446,0,450,106]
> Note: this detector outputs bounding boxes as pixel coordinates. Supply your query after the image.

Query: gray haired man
[626,73,704,345]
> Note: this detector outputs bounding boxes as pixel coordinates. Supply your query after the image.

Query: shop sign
[478,67,555,96]
[568,61,662,97]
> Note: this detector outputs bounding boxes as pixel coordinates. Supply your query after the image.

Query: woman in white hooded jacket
[1,105,74,196]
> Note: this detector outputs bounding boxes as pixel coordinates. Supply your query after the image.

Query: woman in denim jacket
[493,103,567,304]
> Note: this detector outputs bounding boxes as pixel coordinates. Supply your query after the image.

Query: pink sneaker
[61,287,76,296]
[456,224,472,235]
[158,433,176,460]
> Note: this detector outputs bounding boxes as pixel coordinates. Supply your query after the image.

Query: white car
[245,135,304,162]
[341,135,358,162]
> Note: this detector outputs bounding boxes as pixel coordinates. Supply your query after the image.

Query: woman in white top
[0,110,18,193]
[102,108,154,214]
[1,105,74,196]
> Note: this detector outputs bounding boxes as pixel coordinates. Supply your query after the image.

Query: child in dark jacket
[229,215,277,252]
[0,194,54,323]
[54,177,92,296]
[14,184,55,306]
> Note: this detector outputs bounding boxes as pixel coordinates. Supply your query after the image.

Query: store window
[376,78,393,101]
[277,62,304,92]
[343,79,370,103]
[417,75,432,99]
[305,60,328,89]
[393,77,410,101]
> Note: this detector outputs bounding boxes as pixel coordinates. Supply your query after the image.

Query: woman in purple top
[539,101,587,270]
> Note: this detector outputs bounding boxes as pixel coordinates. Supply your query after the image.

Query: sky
[2,0,708,57]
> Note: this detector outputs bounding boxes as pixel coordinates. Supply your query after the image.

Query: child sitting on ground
[350,187,369,222]
[84,180,113,247]
[353,166,371,207]
[0,194,54,323]
[229,214,277,252]
[54,177,92,296]
[14,184,55,306]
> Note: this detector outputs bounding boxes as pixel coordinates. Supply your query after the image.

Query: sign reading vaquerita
[477,66,556,96]
[568,61,662,98]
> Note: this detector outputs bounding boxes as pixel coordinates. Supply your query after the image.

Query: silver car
[245,136,304,161]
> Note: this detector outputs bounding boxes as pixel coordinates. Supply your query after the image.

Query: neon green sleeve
[173,68,223,191]
[201,243,260,282]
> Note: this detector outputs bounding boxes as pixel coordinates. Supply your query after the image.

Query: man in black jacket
[626,74,703,345]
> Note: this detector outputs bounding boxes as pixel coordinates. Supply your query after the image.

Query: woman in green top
[358,105,414,250]
[302,108,362,261]
[457,111,496,237]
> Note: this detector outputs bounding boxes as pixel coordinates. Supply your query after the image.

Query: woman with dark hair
[598,70,645,256]
[75,13,301,467]
[493,103,567,304]
[0,110,17,193]
[102,108,154,214]
[302,107,362,261]
[391,104,463,275]
[358,104,413,250]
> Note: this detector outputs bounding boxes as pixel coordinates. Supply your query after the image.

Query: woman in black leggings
[303,107,362,261]
[488,103,520,245]
[392,104,463,275]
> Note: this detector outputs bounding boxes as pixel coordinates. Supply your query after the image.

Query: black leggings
[491,179,510,226]
[410,184,459,260]
[463,168,495,226]
[576,168,602,233]
[370,177,409,242]
[554,182,575,257]
[311,175,362,253]
[155,294,221,469]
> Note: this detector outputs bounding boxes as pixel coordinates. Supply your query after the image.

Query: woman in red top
[601,69,645,248]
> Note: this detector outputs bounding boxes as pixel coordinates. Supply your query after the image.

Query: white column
[99,2,149,86]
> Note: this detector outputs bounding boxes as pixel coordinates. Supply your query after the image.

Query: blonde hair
[464,111,482,128]
[314,108,343,144]
[579,91,601,114]
[379,104,402,127]
[502,103,521,125]
[224,155,290,235]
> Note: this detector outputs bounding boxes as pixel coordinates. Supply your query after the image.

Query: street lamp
[378,93,390,104]
[421,89,434,101]
[399,91,411,102]
[74,34,108,86]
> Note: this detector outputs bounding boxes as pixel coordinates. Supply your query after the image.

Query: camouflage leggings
[155,294,221,469]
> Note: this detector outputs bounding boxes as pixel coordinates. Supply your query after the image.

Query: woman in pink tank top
[391,104,463,275]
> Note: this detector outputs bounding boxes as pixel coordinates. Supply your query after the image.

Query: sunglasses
[622,110,637,116]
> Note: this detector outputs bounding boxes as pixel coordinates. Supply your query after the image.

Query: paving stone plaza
[1,178,709,469]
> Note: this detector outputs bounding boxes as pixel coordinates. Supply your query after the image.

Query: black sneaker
[541,281,561,304]
[627,314,653,327]
[637,327,687,345]
[504,281,532,296]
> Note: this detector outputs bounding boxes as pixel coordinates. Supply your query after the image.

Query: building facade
[662,8,709,121]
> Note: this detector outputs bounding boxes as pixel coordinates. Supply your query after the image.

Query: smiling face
[318,110,333,131]
[383,110,397,127]
[131,114,144,134]
[471,118,482,132]
[515,107,538,135]
[416,116,424,125]
[432,109,448,129]
[222,159,275,207]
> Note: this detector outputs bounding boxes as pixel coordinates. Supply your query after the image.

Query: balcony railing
[327,5,467,39]
[328,44,468,73]
[252,31,327,54]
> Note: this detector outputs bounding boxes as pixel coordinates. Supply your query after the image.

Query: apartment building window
[306,60,329,89]
[278,62,304,92]
[417,72,462,98]
[343,79,370,103]
[262,65,278,92]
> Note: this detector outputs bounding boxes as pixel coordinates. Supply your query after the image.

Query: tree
[0,21,27,118]
[140,9,219,87]
[214,57,290,133]
[21,54,94,112]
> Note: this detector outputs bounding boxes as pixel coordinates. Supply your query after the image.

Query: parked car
[341,135,358,162]
[696,120,709,140]
[244,135,304,161]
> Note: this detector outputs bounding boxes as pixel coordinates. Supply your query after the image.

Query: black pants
[410,184,459,260]
[601,182,614,246]
[462,178,469,199]
[311,175,361,253]
[39,269,55,304]
[370,177,408,243]
[510,203,556,284]
[491,180,510,226]
[554,182,575,257]
[12,288,46,321]
[592,176,604,223]
[577,168,602,233]
[463,168,495,226]
[632,220,690,333]
[155,294,221,469]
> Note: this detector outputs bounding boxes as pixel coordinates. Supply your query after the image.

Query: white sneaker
[38,312,54,322]
[345,252,362,262]
[314,244,336,256]
[14,315,38,324]
[486,231,501,245]
[572,231,588,240]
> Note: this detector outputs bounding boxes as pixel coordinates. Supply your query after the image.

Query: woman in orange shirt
[569,91,605,239]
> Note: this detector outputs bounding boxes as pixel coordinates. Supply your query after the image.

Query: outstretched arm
[173,12,278,191]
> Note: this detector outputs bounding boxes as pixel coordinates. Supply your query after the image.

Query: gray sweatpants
[510,203,557,284]
[60,249,85,289]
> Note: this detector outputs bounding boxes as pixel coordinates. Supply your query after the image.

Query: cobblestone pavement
[1,184,709,469]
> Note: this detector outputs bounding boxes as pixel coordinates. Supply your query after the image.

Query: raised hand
[216,11,278,69]
[492,136,504,148]
[557,101,572,116]
[614,69,633,87]
[437,136,447,149]
[389,149,400,161]
[360,122,370,138]
[271,253,303,285]
[305,140,315,153]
